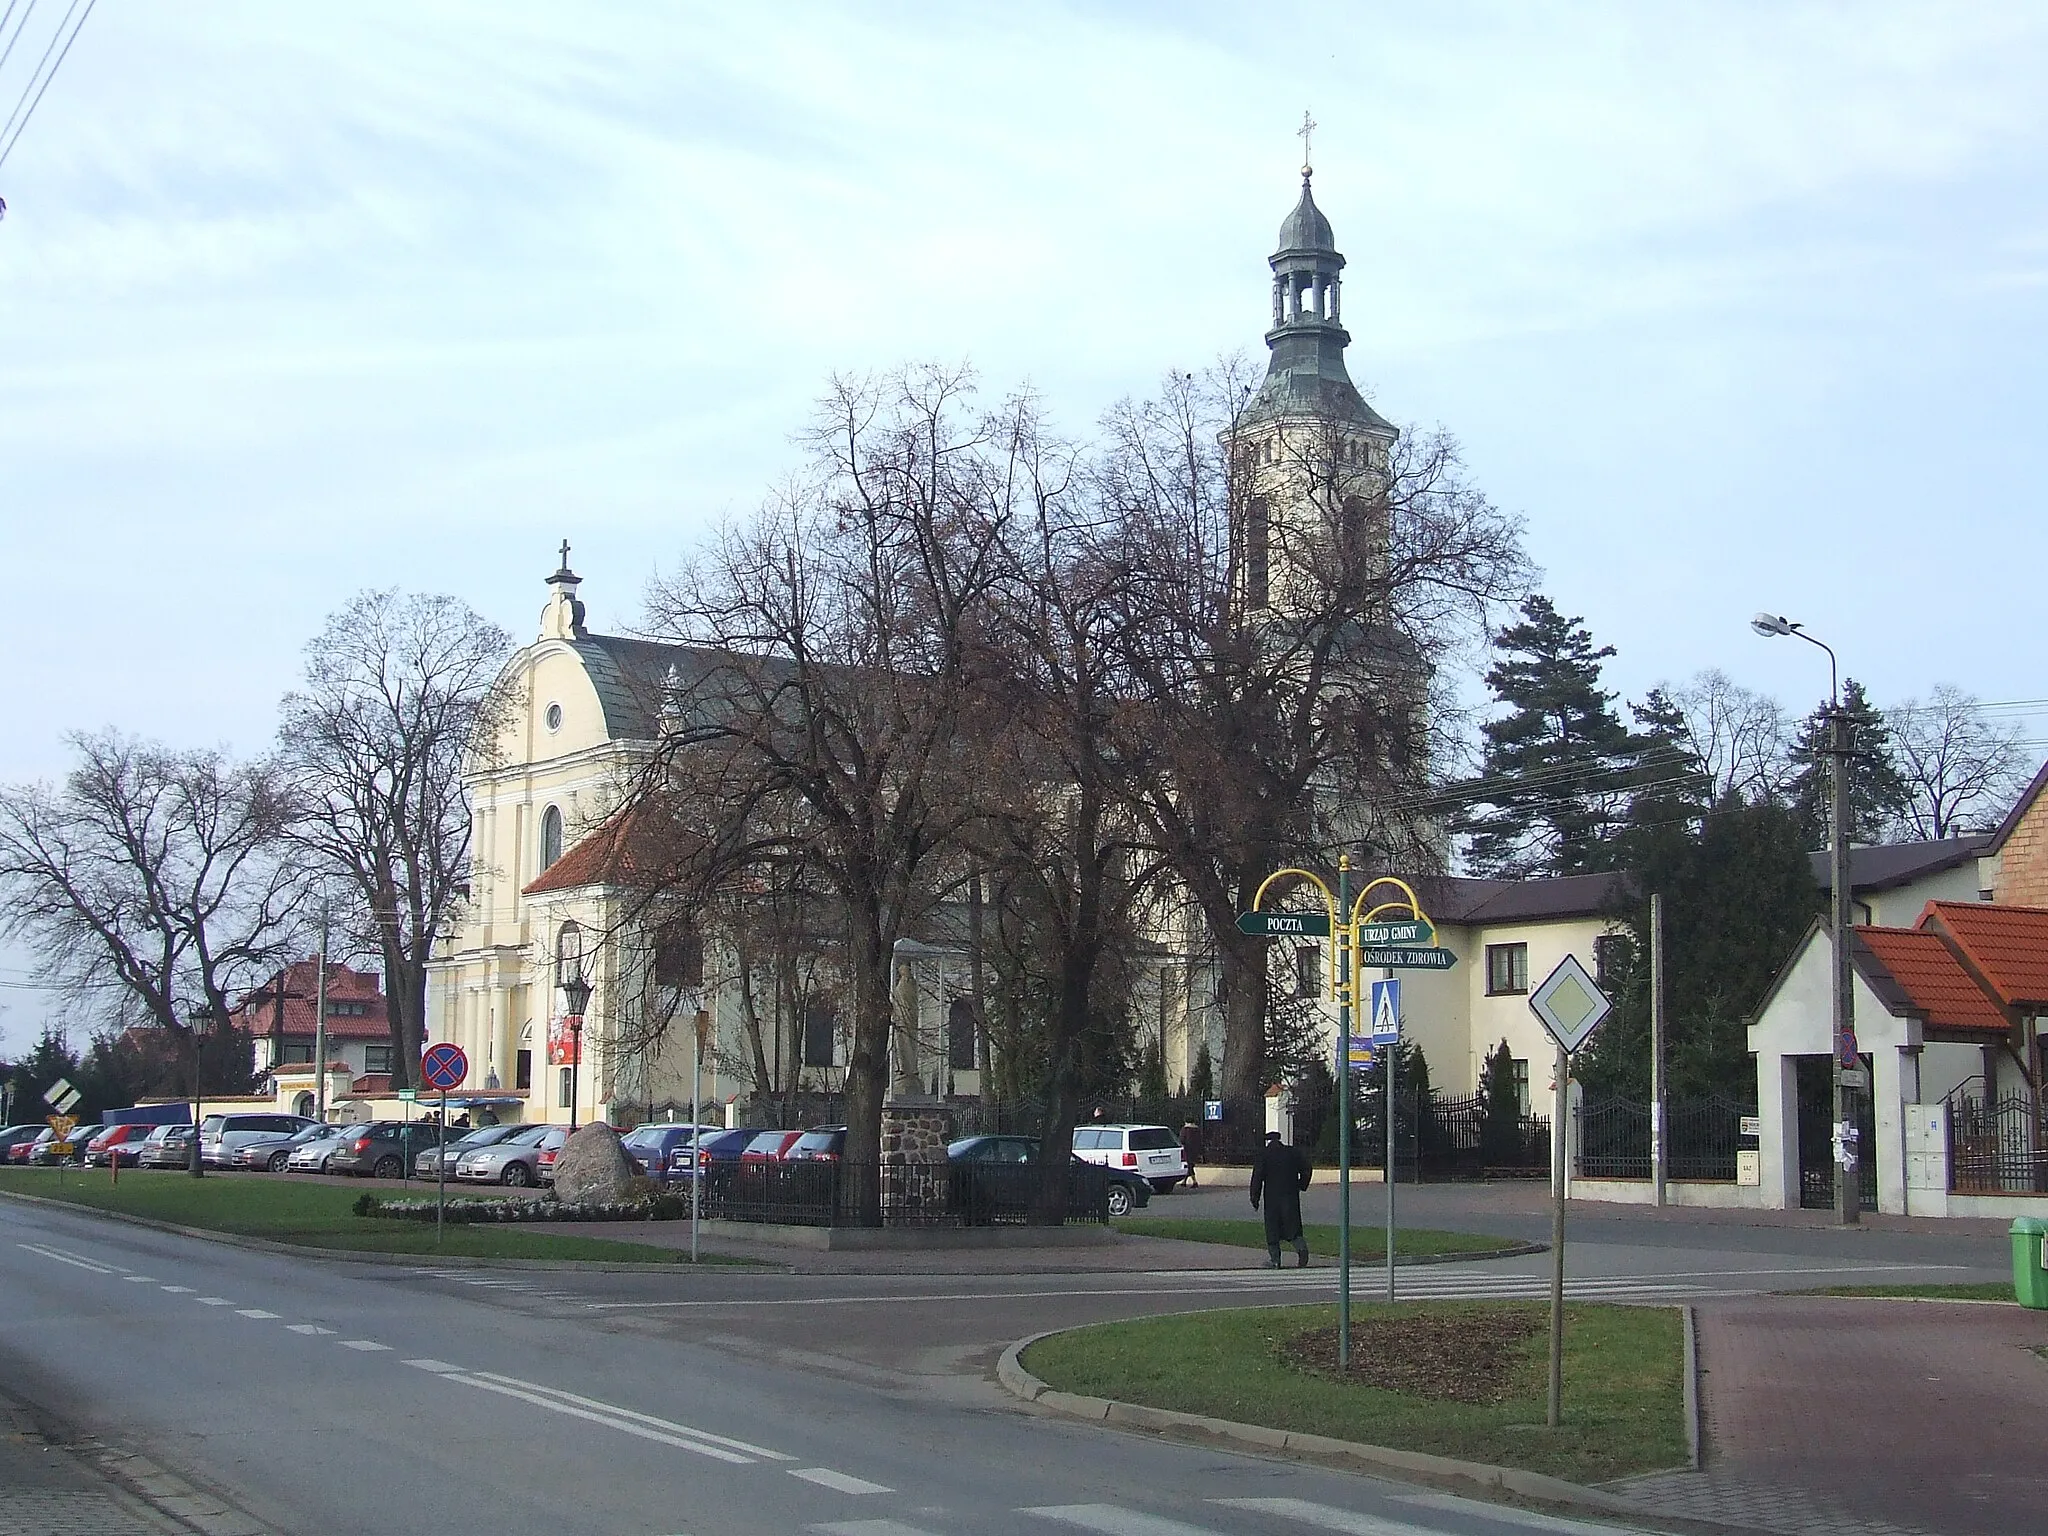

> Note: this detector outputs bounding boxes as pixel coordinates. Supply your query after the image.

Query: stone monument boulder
[550,1123,636,1205]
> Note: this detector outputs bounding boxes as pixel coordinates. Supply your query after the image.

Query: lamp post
[560,970,591,1130]
[187,1002,220,1178]
[1752,612,1860,1227]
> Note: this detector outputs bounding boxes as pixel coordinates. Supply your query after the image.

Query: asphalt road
[0,1189,2010,1536]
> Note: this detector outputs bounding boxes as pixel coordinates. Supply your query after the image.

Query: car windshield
[199,1116,226,1135]
[283,1124,325,1144]
[496,1125,548,1146]
[791,1131,840,1153]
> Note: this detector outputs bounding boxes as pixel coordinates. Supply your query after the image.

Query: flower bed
[355,1191,692,1224]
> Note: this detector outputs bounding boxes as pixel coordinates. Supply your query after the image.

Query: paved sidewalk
[0,1396,185,1536]
[1622,1296,2048,1536]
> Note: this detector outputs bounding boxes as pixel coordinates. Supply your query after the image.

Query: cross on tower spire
[1298,109,1316,178]
[558,539,572,571]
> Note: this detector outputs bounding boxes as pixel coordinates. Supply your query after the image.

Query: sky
[3,1,2046,1048]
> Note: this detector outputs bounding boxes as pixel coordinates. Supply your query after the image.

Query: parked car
[138,1124,196,1168]
[618,1123,714,1181]
[947,1133,1152,1219]
[26,1124,101,1166]
[286,1123,360,1174]
[533,1126,581,1186]
[740,1129,803,1164]
[83,1124,155,1167]
[0,1125,48,1160]
[232,1121,345,1173]
[1070,1123,1189,1194]
[200,1112,314,1169]
[670,1127,757,1192]
[453,1124,554,1187]
[785,1126,847,1162]
[414,1123,524,1180]
[328,1121,451,1179]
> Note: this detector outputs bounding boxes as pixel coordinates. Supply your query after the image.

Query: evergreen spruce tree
[1454,596,1646,876]
[1785,679,1908,848]
[1580,793,1822,1101]
[1477,1038,1524,1166]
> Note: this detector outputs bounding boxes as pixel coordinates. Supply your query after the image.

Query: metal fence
[694,1158,1113,1228]
[1947,1093,2048,1194]
[1575,1094,1750,1182]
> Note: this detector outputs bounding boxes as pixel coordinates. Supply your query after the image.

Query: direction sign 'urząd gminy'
[1354,919,1435,947]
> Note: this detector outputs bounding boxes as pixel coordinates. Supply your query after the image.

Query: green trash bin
[2011,1218,2048,1309]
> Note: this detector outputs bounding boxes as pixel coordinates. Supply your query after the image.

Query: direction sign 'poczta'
[1236,911,1332,938]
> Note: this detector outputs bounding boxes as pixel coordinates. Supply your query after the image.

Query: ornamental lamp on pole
[187,1002,221,1178]
[560,971,592,1131]
[1751,611,1859,1226]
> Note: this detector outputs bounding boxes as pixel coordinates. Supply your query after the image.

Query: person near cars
[1180,1122,1201,1190]
[1249,1130,1312,1268]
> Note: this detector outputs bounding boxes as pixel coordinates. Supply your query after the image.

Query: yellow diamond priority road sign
[1528,953,1612,1055]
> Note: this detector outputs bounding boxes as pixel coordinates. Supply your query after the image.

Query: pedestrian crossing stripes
[803,1494,1658,1536]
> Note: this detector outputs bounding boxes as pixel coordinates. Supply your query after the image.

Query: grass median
[1022,1300,1686,1485]
[1114,1217,1519,1260]
[0,1167,742,1263]
[1814,1282,2015,1302]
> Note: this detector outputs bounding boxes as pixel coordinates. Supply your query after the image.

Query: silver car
[137,1124,196,1169]
[452,1124,552,1187]
[286,1122,362,1174]
[414,1123,522,1180]
[234,1121,345,1173]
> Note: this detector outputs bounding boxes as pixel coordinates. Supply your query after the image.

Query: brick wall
[1997,792,2048,907]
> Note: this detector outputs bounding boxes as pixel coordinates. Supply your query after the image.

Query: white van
[1071,1124,1187,1193]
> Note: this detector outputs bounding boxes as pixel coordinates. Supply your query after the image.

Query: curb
[1682,1304,1702,1471]
[997,1317,1749,1535]
[0,1189,789,1274]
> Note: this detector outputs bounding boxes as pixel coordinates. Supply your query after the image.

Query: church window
[1246,496,1270,610]
[514,1049,532,1091]
[554,921,584,989]
[540,805,563,869]
[801,998,837,1068]
[946,998,976,1071]
[544,702,563,732]
[655,925,705,990]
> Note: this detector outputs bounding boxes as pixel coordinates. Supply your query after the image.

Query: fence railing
[693,1158,1113,1228]
[1575,1094,1750,1182]
[1947,1093,2048,1194]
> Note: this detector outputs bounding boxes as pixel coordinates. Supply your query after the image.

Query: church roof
[524,804,708,896]
[1275,175,1336,253]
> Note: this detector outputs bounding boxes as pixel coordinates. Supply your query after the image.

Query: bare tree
[1889,685,2033,839]
[277,591,513,1090]
[1104,370,1528,1152]
[1667,668,1790,804]
[0,733,307,1172]
[639,365,1019,1217]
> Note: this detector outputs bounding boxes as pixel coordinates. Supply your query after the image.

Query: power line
[0,0,94,174]
[0,1,38,82]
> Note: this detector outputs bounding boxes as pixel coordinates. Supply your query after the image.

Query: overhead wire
[0,0,37,81]
[0,0,93,174]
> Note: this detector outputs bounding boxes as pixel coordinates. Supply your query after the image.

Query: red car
[83,1124,155,1167]
[740,1129,803,1164]
[534,1124,617,1186]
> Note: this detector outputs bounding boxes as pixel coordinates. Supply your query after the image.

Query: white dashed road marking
[160,1285,195,1294]
[236,1308,280,1319]
[286,1324,336,1336]
[1024,1507,1224,1536]
[790,1468,893,1495]
[340,1339,391,1351]
[403,1359,464,1373]
[122,1275,156,1283]
[195,1296,233,1306]
[1213,1497,1444,1533]
[809,1522,944,1536]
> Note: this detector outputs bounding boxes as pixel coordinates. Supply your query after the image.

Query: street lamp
[1751,611,1859,1226]
[559,970,591,1131]
[187,1002,220,1178]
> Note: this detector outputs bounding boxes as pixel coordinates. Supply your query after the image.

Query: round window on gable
[544,702,563,732]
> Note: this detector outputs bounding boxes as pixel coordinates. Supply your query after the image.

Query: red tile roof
[1851,928,2009,1033]
[523,806,706,896]
[1920,901,2048,1009]
[228,961,390,1041]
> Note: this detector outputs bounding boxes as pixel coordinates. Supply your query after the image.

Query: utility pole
[313,901,331,1123]
[1335,856,1352,1370]
[1650,893,1667,1208]
[1828,702,1861,1226]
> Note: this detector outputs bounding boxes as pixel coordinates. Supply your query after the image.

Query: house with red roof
[227,960,397,1119]
[1746,900,2048,1217]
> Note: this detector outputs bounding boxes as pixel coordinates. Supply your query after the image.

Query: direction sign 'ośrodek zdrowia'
[1236,911,1332,938]
[1355,945,1458,970]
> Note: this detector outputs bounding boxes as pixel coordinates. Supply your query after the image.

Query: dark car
[785,1126,847,1162]
[946,1133,1152,1220]
[0,1125,48,1160]
[327,1121,447,1180]
[27,1124,101,1166]
[672,1127,757,1193]
[619,1123,713,1182]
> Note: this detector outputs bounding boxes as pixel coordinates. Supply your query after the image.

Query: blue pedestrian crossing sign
[1369,979,1401,1046]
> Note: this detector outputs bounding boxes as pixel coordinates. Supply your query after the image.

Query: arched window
[554,921,583,988]
[540,805,563,869]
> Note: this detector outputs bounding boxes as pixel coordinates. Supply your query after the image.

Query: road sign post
[1369,977,1401,1302]
[1335,860,1352,1368]
[420,1043,468,1246]
[1527,953,1614,1430]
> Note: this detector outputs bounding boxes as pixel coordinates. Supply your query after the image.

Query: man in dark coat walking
[1249,1130,1312,1268]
